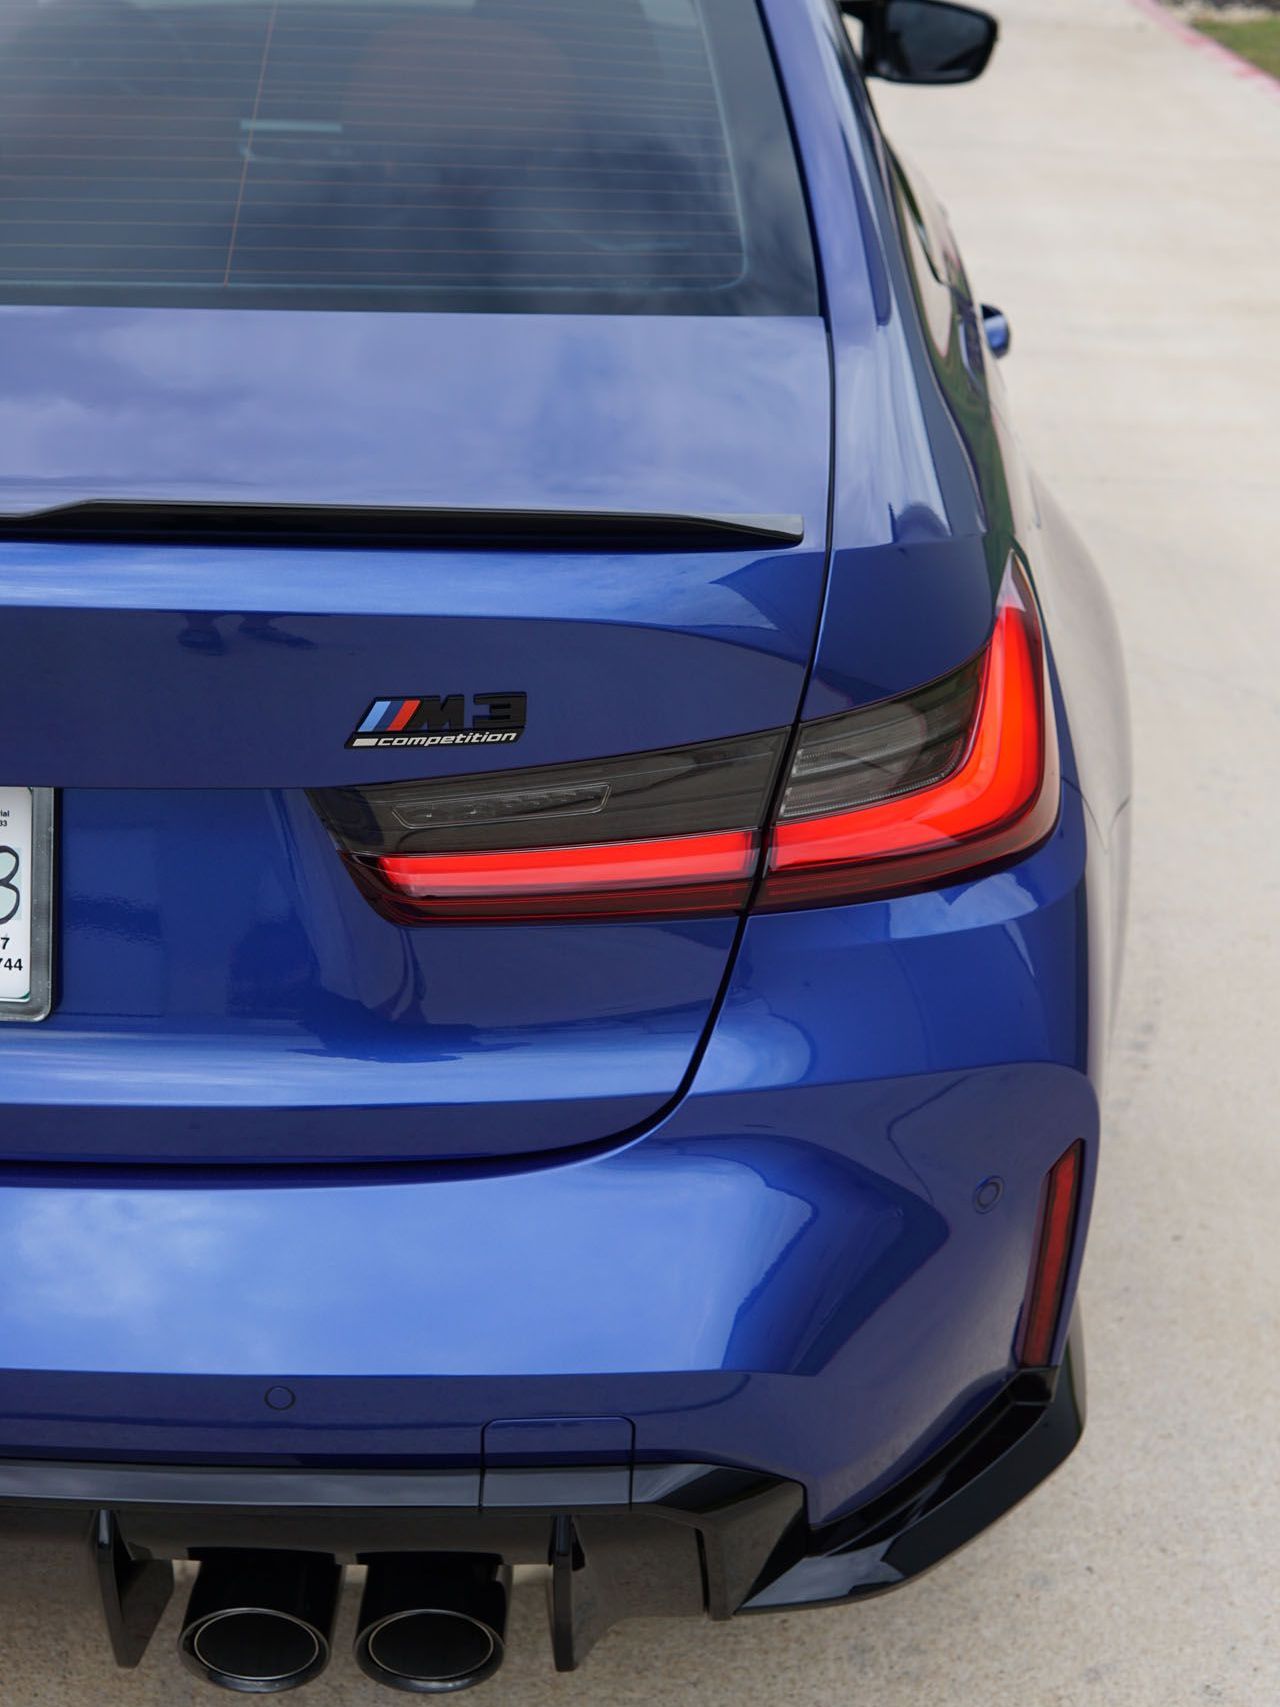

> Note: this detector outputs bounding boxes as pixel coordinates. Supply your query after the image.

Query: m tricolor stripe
[386,698,421,733]
[357,699,423,735]
[357,700,394,734]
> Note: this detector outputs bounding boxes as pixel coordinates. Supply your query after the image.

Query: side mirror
[847,0,999,86]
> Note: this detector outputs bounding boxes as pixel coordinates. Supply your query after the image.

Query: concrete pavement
[1,2,1278,1702]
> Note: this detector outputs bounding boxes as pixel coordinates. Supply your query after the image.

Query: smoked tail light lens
[312,555,1058,923]
[758,554,1059,908]
[1016,1139,1085,1368]
[310,732,786,924]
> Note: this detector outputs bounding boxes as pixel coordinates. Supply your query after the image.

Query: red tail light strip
[356,830,758,923]
[758,557,1058,908]
[1016,1139,1084,1368]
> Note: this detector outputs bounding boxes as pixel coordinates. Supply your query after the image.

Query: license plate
[0,788,54,1022]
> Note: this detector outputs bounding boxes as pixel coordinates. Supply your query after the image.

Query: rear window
[0,0,817,315]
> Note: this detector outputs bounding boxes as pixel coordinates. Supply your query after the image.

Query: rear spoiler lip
[0,500,806,552]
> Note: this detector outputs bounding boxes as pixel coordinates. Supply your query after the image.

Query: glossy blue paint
[0,310,832,521]
[1,786,742,1162]
[0,313,833,790]
[0,0,1129,1569]
[762,0,998,723]
[0,784,1098,1525]
[0,318,837,1158]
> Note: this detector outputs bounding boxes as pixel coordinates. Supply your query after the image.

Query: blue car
[0,0,1129,1692]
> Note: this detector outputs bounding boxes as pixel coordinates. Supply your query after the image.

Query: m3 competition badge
[347,692,527,750]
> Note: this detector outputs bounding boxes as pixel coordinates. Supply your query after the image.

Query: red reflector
[1016,1139,1084,1368]
[759,556,1059,908]
[351,830,758,923]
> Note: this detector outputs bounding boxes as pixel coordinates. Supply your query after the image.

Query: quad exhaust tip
[354,1554,510,1694]
[179,1551,341,1694]
[184,1608,327,1695]
[178,1549,509,1694]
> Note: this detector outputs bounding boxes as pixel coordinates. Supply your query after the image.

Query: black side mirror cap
[845,0,999,86]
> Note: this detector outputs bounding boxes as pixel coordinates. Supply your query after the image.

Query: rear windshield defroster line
[0,0,818,316]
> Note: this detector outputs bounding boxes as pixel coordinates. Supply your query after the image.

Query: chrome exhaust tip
[178,1551,341,1694]
[355,1554,509,1694]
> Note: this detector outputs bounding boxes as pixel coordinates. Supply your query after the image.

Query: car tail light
[313,556,1057,923]
[1016,1139,1084,1367]
[310,732,787,923]
[757,555,1059,908]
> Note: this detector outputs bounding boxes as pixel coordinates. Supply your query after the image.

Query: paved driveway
[2,3,1278,1703]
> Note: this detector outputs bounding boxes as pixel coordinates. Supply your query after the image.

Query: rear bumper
[0,1055,1096,1528]
[0,1319,1083,1670]
[0,782,1101,1539]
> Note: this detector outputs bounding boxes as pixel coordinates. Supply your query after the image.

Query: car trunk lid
[0,307,831,1164]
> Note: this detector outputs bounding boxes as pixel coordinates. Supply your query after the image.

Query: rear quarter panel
[782,0,1131,1057]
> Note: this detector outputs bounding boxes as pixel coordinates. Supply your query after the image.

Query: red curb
[1125,0,1280,99]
